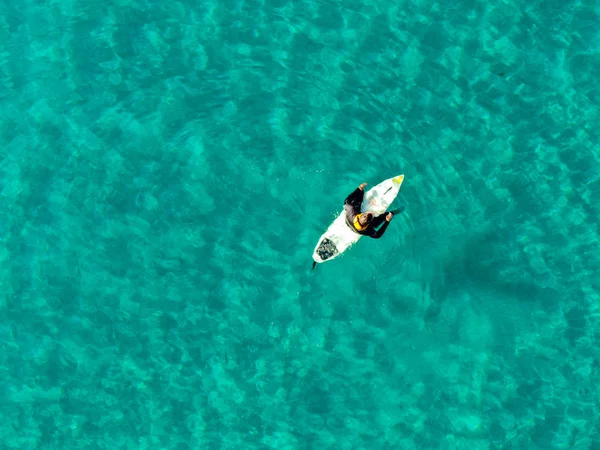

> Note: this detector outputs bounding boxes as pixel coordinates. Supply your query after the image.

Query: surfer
[311,175,405,270]
[344,182,400,238]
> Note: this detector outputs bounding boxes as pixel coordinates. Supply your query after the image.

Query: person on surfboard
[344,182,403,238]
[310,181,404,270]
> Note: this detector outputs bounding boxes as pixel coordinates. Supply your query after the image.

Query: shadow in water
[425,227,561,326]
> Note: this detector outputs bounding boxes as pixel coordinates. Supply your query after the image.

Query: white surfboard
[312,174,405,264]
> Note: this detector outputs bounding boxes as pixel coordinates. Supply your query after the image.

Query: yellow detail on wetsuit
[353,214,368,231]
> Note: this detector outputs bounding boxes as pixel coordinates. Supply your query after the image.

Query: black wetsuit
[343,188,390,239]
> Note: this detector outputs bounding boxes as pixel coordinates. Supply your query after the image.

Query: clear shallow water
[1,0,599,448]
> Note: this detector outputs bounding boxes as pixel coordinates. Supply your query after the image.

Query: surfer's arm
[369,221,390,239]
[344,188,364,209]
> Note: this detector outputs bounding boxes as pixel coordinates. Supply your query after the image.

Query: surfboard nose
[393,174,404,185]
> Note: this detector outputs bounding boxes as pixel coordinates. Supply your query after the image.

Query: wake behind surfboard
[312,174,404,267]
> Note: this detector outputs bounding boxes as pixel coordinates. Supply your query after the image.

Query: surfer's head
[358,212,373,226]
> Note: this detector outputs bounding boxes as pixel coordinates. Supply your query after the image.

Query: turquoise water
[1,0,600,447]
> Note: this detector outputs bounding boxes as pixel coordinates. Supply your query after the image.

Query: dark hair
[365,213,373,222]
